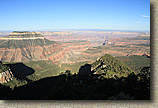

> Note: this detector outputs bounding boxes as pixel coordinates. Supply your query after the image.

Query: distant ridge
[0,31,91,63]
[12,31,30,33]
[8,31,43,38]
[0,31,57,48]
[0,31,60,62]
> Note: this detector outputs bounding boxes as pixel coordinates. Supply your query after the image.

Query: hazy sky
[0,0,150,31]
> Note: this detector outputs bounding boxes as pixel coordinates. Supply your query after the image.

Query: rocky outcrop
[0,62,13,84]
[91,54,134,78]
[0,70,13,84]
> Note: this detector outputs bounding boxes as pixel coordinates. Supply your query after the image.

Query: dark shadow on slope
[4,75,67,100]
[2,67,150,100]
[0,84,11,99]
[6,63,34,81]
[78,64,92,79]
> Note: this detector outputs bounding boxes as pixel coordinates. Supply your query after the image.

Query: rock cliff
[0,32,91,63]
[0,62,13,84]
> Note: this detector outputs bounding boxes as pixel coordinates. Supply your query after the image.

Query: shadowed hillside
[0,66,150,100]
[6,63,34,81]
[0,54,150,100]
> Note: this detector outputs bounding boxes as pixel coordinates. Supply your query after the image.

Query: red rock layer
[0,41,91,63]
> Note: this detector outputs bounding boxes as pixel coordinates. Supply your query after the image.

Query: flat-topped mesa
[0,31,57,48]
[0,31,59,62]
[10,31,42,36]
[0,31,44,40]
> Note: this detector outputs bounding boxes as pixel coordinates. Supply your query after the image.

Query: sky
[0,0,150,31]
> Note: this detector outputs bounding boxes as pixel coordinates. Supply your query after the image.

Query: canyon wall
[0,40,91,63]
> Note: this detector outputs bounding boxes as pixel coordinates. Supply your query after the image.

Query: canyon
[0,31,150,65]
[0,32,91,64]
[0,31,150,98]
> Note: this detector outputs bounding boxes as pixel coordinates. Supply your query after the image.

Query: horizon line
[0,29,150,32]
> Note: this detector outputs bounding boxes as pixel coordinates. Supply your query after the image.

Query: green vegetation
[0,30,150,99]
[0,65,150,100]
[129,44,150,47]
[0,61,10,73]
[2,60,89,88]
[63,40,87,43]
[122,36,150,41]
[0,60,64,88]
[12,31,30,33]
[24,60,63,81]
[61,61,89,74]
[117,55,150,73]
[24,60,92,81]
[0,54,150,99]
[3,77,27,90]
[92,54,134,78]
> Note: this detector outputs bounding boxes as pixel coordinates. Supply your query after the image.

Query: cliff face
[0,32,91,63]
[0,62,13,84]
[0,43,62,62]
[0,41,91,63]
[48,41,91,64]
[0,70,13,84]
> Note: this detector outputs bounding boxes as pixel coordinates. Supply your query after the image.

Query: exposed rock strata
[0,32,92,63]
[0,62,13,84]
[0,32,91,63]
[0,70,13,84]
